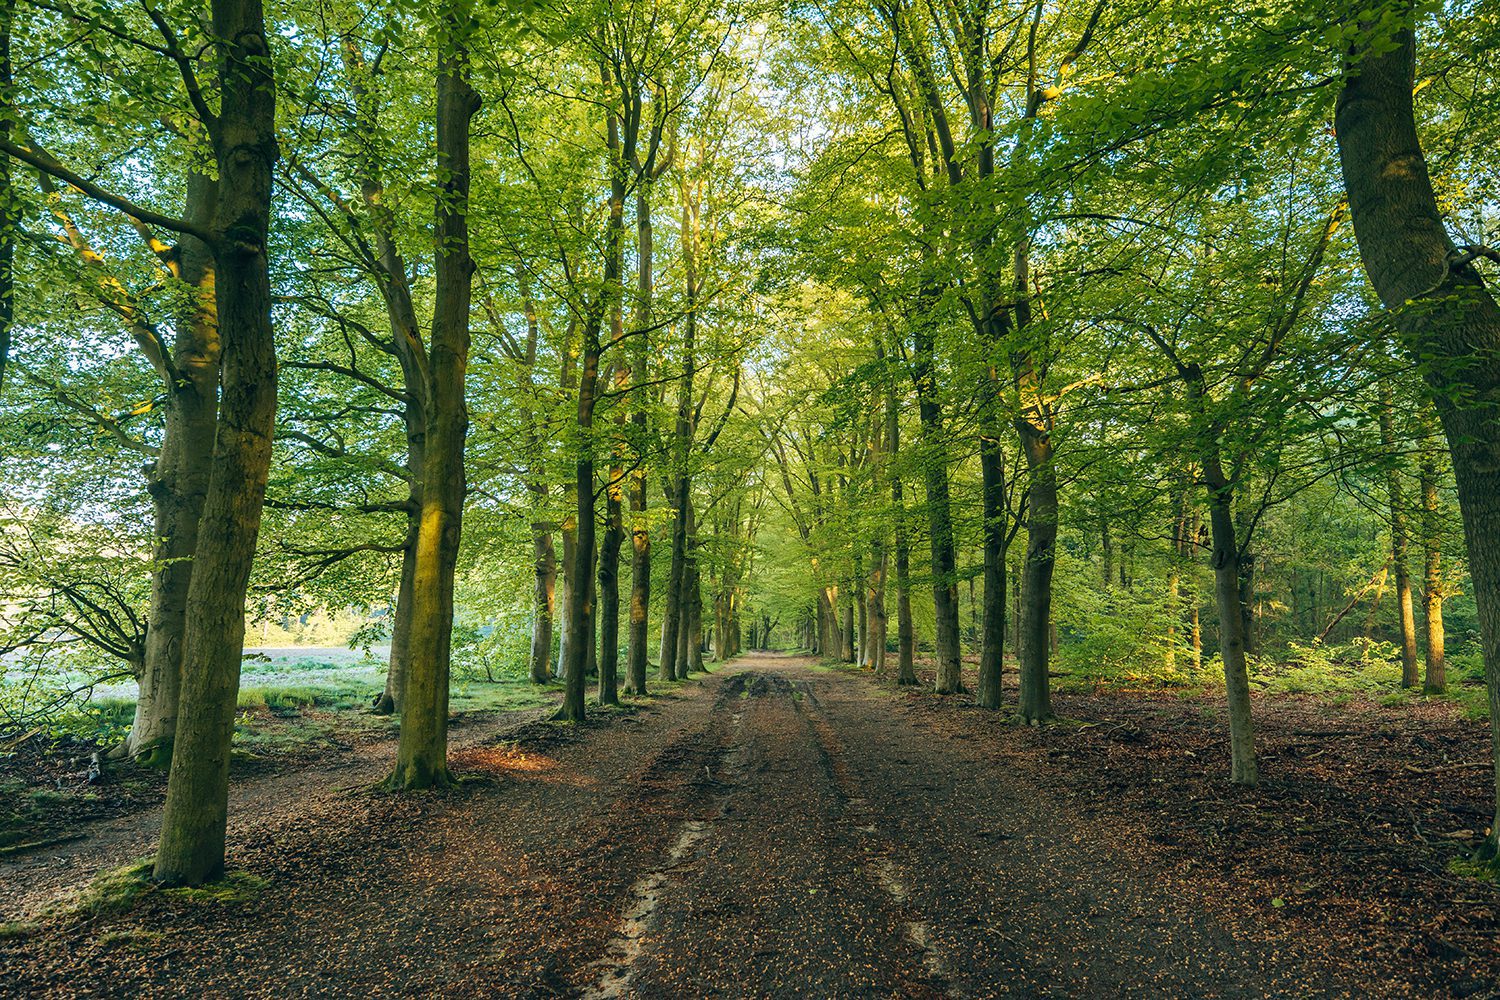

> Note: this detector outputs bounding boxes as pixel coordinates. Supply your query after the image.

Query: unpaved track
[2,654,1386,997]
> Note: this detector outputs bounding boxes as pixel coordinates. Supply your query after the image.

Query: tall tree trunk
[562,453,598,721]
[1202,441,1259,787]
[854,553,868,666]
[557,516,575,678]
[386,11,479,789]
[1420,434,1446,694]
[887,377,917,685]
[660,175,699,682]
[1379,382,1420,685]
[595,82,627,708]
[913,318,962,693]
[339,36,430,719]
[842,593,855,664]
[598,503,621,703]
[529,520,556,685]
[154,0,279,885]
[1015,422,1057,722]
[1337,19,1500,858]
[0,0,11,390]
[1011,242,1056,723]
[626,189,655,696]
[977,387,1008,710]
[122,171,219,763]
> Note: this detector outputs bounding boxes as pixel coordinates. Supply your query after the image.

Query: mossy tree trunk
[385,2,479,789]
[154,0,279,885]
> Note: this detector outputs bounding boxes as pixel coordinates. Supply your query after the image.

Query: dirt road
[0,653,1486,997]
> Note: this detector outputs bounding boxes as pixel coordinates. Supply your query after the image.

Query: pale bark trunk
[1379,382,1420,685]
[1420,429,1446,693]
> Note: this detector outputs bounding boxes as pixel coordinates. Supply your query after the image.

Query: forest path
[0,653,1443,997]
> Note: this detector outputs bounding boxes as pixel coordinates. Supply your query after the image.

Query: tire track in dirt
[579,672,751,998]
[790,675,966,998]
[614,664,943,998]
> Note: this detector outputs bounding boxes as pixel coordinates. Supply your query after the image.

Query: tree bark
[625,189,654,696]
[977,384,1008,710]
[385,7,478,789]
[529,521,556,685]
[123,170,219,763]
[1336,19,1500,857]
[887,378,917,685]
[912,316,962,693]
[1015,419,1057,722]
[1420,422,1446,694]
[1379,381,1420,685]
[154,0,279,885]
[1202,430,1259,787]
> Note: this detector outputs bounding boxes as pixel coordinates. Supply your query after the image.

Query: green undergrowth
[0,920,40,941]
[450,677,562,714]
[1053,638,1490,722]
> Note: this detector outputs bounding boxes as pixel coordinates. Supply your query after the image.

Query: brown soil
[1,653,1496,998]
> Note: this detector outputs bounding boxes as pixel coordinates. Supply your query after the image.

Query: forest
[1,0,1498,995]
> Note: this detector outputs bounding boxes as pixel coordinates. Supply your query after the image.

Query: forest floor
[1,652,1497,998]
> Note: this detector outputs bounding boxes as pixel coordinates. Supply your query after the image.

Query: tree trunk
[842,594,855,664]
[977,390,1007,710]
[1202,447,1259,787]
[154,0,279,885]
[385,13,479,789]
[375,509,419,714]
[626,189,655,696]
[529,520,556,685]
[855,553,868,666]
[598,505,621,704]
[557,517,575,678]
[1420,426,1446,694]
[888,384,917,686]
[123,172,219,764]
[913,345,962,692]
[1016,420,1056,722]
[0,0,10,390]
[1379,382,1420,685]
[1336,20,1500,858]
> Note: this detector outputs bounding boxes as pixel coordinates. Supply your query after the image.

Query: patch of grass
[162,871,266,906]
[0,920,39,941]
[450,677,561,715]
[238,682,374,715]
[57,859,154,919]
[98,927,165,949]
[1448,856,1500,884]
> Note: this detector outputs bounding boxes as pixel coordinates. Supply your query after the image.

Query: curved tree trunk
[1336,19,1500,859]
